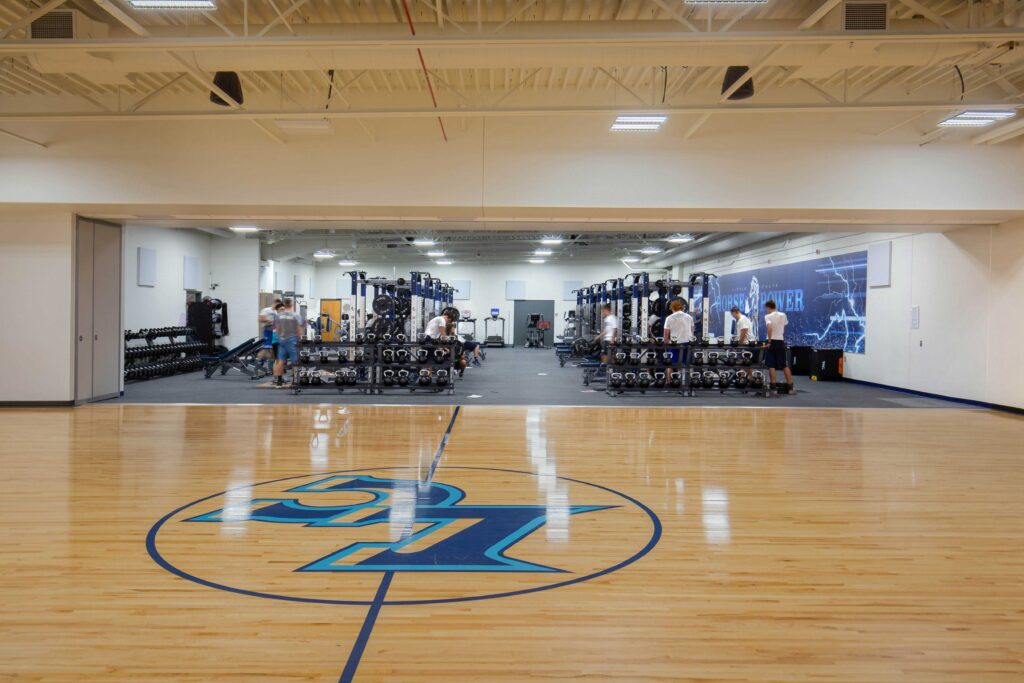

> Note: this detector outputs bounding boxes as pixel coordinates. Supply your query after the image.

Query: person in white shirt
[594,304,618,377]
[662,299,693,364]
[597,304,617,343]
[763,299,793,394]
[424,310,453,339]
[730,307,754,344]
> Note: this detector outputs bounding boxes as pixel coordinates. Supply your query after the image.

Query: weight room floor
[117,346,966,409]
[2,404,1022,682]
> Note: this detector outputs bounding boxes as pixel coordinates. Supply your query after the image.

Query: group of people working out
[258,300,485,387]
[596,298,794,394]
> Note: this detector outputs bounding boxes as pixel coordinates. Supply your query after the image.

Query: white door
[91,221,122,400]
[75,219,94,404]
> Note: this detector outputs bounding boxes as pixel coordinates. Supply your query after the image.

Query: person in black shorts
[763,299,793,395]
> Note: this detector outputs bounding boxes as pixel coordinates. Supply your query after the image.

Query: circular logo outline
[147,466,661,606]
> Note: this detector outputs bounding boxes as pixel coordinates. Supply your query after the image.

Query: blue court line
[337,571,394,683]
[337,405,461,682]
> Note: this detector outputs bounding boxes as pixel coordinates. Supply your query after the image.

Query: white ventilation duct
[25,42,995,84]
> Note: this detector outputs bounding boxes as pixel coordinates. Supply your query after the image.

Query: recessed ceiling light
[128,0,216,8]
[639,246,662,255]
[527,259,546,264]
[426,250,446,258]
[667,234,694,243]
[229,225,259,233]
[540,237,563,245]
[413,238,435,246]
[621,256,641,263]
[337,260,357,267]
[313,249,335,259]
[435,259,453,265]
[534,248,554,256]
[611,115,667,132]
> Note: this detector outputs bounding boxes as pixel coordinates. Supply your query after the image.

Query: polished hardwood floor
[1,404,1023,682]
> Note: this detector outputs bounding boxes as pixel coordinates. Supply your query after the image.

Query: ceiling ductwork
[24,42,1001,85]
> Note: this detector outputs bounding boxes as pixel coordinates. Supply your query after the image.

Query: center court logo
[147,466,661,605]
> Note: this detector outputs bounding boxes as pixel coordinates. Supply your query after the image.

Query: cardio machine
[484,308,506,348]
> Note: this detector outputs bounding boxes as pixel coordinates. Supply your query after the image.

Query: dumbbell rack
[293,340,375,394]
[124,327,208,381]
[373,338,457,395]
[686,342,770,397]
[604,341,689,396]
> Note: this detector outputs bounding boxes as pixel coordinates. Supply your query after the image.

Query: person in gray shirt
[273,299,303,387]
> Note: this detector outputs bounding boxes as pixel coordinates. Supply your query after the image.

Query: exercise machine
[524,313,549,348]
[484,308,506,348]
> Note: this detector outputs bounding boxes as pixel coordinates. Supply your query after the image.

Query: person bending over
[425,309,453,339]
[730,306,754,344]
[763,299,793,395]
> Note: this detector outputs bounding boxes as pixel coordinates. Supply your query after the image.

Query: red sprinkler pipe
[400,0,448,142]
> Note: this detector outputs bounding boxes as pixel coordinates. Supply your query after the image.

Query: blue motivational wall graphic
[708,251,867,353]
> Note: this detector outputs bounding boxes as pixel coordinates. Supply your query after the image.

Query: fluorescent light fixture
[956,110,1016,119]
[337,260,357,267]
[534,248,554,256]
[667,234,694,243]
[128,0,216,8]
[639,246,662,255]
[685,0,767,4]
[273,118,333,133]
[621,256,641,263]
[426,250,446,257]
[611,115,667,132]
[939,110,1017,127]
[412,238,435,246]
[313,249,335,259]
[540,237,563,245]
[435,259,453,265]
[527,259,546,264]
[229,225,260,233]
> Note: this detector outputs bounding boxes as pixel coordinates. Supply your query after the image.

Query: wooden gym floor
[2,404,1023,682]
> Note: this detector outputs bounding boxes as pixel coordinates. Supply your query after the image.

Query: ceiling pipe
[645,231,786,269]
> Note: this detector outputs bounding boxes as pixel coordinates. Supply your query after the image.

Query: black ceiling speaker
[721,66,754,101]
[210,71,243,106]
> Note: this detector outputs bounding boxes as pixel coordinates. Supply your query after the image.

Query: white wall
[210,238,261,349]
[680,223,1024,409]
[122,226,212,333]
[2,117,1023,215]
[986,219,1024,410]
[315,260,632,343]
[0,209,74,402]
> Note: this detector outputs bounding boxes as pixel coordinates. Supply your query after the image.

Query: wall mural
[707,251,868,353]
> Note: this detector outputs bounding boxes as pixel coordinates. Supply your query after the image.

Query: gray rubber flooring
[116,346,968,409]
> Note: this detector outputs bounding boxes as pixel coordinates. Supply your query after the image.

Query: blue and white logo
[185,474,613,573]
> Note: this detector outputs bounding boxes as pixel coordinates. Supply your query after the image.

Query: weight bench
[201,337,267,379]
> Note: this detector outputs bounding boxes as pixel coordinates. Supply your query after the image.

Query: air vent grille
[30,10,75,39]
[843,1,888,31]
